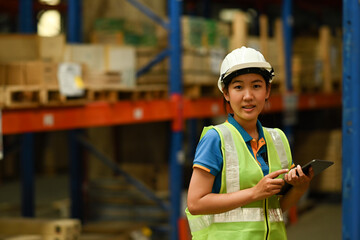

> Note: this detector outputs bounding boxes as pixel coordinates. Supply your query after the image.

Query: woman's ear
[265,84,271,99]
[223,89,230,102]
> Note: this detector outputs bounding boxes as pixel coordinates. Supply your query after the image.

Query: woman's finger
[297,165,305,177]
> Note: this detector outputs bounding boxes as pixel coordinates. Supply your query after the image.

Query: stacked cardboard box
[0,33,142,107]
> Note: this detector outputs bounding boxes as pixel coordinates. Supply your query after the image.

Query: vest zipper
[265,199,270,240]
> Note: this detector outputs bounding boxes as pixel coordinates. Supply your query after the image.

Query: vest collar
[227,114,265,142]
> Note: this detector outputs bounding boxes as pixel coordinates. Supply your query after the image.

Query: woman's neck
[236,118,259,140]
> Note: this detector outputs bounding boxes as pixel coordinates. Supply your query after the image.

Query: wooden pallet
[3,85,90,108]
[41,85,90,107]
[88,84,168,102]
[3,84,169,108]
[4,85,42,109]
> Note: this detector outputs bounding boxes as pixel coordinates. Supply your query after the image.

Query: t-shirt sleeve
[193,128,223,177]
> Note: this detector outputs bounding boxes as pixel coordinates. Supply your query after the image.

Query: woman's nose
[243,88,253,100]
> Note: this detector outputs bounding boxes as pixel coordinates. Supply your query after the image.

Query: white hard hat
[218,46,274,92]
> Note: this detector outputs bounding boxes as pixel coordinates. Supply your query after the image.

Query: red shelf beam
[2,100,173,135]
[2,93,341,135]
[297,93,342,110]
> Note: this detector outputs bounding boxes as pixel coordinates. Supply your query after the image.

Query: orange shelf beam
[2,93,341,135]
[183,98,225,118]
[2,100,173,135]
[297,93,342,110]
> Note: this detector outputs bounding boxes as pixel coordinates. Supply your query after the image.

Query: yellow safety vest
[186,122,292,240]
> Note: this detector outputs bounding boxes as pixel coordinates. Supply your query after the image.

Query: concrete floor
[287,203,342,240]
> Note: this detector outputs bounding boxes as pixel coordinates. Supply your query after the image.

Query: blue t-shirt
[193,114,269,193]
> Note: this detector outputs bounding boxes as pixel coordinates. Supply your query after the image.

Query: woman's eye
[234,85,242,89]
[253,84,262,89]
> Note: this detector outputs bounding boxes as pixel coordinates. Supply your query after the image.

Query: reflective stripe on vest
[188,207,284,233]
[216,124,240,193]
[264,127,289,169]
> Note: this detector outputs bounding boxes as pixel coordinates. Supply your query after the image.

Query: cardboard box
[63,44,106,73]
[0,35,38,62]
[38,35,66,62]
[105,45,136,87]
[24,61,44,85]
[0,64,6,85]
[4,61,58,86]
[0,34,66,63]
[6,62,25,85]
[42,62,59,86]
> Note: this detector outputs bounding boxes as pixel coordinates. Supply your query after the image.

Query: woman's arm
[187,167,289,215]
[280,165,314,212]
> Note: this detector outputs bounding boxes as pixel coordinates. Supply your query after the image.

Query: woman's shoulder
[201,127,221,141]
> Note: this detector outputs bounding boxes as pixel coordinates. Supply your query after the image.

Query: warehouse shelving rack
[4,0,353,239]
[342,0,360,239]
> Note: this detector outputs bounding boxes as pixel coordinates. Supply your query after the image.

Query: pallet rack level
[2,93,341,135]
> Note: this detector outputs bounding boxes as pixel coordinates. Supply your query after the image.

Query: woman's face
[223,73,270,126]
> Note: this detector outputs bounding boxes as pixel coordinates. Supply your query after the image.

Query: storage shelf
[3,93,341,135]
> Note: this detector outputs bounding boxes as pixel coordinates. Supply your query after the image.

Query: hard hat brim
[217,62,273,93]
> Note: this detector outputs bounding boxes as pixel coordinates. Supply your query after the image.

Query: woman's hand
[252,169,289,200]
[284,165,314,193]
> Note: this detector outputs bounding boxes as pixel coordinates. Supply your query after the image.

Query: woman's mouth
[242,105,255,110]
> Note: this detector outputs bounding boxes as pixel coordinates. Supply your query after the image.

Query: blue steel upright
[125,0,183,238]
[19,0,35,217]
[282,0,293,92]
[169,0,183,94]
[67,0,83,221]
[342,0,360,239]
[67,0,82,43]
[169,0,184,239]
[281,1,296,148]
[20,133,35,217]
[68,130,83,220]
[19,0,35,33]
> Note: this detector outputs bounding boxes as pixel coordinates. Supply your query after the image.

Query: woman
[186,47,313,240]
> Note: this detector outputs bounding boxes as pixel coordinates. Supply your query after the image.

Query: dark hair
[222,67,272,87]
